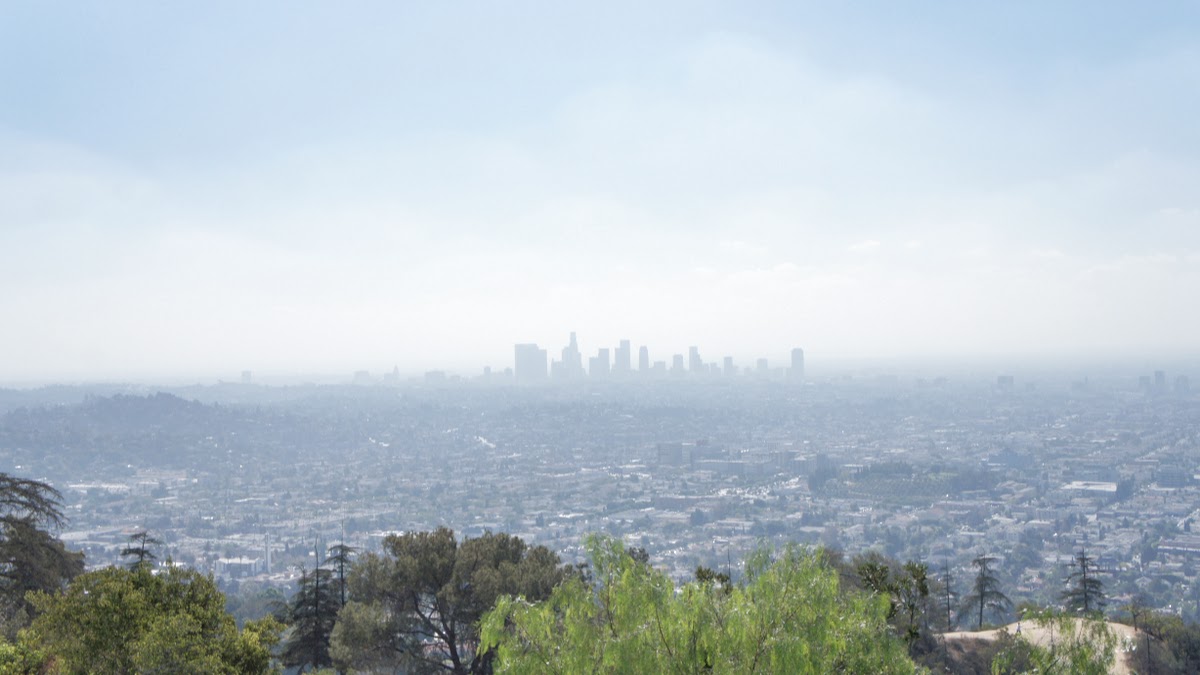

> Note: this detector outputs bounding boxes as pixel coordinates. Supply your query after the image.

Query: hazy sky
[2,2,1199,382]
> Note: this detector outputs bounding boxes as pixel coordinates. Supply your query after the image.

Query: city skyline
[3,3,1199,382]
[3,331,1198,387]
[515,332,805,382]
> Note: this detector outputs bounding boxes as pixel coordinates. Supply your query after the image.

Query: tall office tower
[688,346,703,373]
[672,354,685,374]
[614,339,632,374]
[723,356,735,377]
[514,343,548,383]
[558,332,585,379]
[1155,370,1167,394]
[589,348,611,378]
[639,345,650,373]
[790,347,805,380]
[756,358,769,375]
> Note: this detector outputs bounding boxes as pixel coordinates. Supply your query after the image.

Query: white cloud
[3,9,1200,380]
[718,239,769,256]
[848,239,882,252]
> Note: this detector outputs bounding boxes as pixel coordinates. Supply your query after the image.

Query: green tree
[225,583,288,627]
[120,530,163,570]
[481,534,921,674]
[331,527,566,675]
[326,543,356,608]
[0,475,67,529]
[853,554,930,645]
[693,565,731,593]
[0,639,48,674]
[937,561,958,631]
[281,560,340,673]
[23,565,280,675]
[1132,612,1200,674]
[0,473,84,634]
[855,555,897,618]
[1060,549,1105,614]
[897,561,931,645]
[0,518,84,635]
[963,556,1011,630]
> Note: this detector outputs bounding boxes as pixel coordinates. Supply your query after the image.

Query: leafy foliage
[23,565,280,675]
[332,527,566,674]
[1127,611,1200,674]
[481,534,921,674]
[852,553,932,647]
[989,608,1116,675]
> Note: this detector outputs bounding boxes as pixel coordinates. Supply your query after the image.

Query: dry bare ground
[942,620,1140,674]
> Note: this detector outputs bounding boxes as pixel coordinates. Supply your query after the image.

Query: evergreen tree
[120,530,162,570]
[938,561,958,631]
[282,547,341,673]
[1061,548,1106,614]
[0,473,84,632]
[962,555,1011,630]
[282,567,339,672]
[326,543,356,608]
[0,474,67,529]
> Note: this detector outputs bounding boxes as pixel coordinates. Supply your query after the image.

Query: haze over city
[3,2,1199,383]
[9,5,1200,673]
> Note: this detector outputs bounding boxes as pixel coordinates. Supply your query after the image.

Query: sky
[2,2,1199,382]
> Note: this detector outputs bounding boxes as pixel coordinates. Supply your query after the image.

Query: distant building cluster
[1138,369,1190,396]
[513,333,804,385]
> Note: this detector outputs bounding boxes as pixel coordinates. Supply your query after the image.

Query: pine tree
[120,530,162,570]
[282,563,340,672]
[0,473,84,630]
[1061,548,1106,614]
[962,555,1011,630]
[326,543,357,608]
[938,562,958,631]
